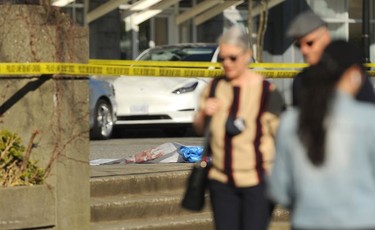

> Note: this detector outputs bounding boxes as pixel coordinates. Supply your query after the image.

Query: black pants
[209,180,272,230]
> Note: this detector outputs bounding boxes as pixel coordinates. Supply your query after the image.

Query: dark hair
[298,40,364,166]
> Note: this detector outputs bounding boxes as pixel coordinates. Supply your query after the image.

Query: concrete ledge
[90,163,193,178]
[0,185,55,229]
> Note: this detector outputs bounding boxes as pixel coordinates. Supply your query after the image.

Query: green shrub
[0,129,45,186]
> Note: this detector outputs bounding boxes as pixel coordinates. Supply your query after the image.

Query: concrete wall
[0,5,90,229]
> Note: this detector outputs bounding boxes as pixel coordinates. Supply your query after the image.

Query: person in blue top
[268,40,375,229]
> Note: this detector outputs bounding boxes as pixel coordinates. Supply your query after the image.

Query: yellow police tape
[0,61,374,78]
[89,59,309,69]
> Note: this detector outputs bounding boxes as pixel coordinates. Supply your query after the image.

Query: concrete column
[0,5,90,229]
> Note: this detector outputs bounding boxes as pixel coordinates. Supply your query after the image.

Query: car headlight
[172,82,198,94]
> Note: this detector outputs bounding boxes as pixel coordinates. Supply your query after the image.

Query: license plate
[130,104,148,114]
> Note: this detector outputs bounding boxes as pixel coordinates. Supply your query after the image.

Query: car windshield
[138,46,217,62]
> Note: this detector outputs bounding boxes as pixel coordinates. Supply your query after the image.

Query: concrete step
[91,212,214,230]
[90,164,290,229]
[91,213,290,230]
[91,189,210,222]
[90,164,212,229]
[90,164,192,197]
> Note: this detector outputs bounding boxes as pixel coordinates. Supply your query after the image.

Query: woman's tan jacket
[198,77,284,187]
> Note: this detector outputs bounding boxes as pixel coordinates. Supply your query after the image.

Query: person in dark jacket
[287,10,375,106]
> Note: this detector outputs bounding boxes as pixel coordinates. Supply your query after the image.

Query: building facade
[58,0,375,62]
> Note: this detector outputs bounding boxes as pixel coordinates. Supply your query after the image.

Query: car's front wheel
[90,99,114,140]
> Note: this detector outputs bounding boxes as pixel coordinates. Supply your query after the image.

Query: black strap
[201,77,224,159]
[208,76,225,98]
[203,76,224,130]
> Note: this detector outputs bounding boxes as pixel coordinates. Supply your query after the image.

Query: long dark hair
[298,40,364,166]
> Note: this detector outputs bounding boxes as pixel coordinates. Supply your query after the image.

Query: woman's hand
[203,98,221,116]
[193,98,221,136]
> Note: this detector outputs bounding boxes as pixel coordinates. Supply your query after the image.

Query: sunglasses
[294,40,314,49]
[218,55,238,63]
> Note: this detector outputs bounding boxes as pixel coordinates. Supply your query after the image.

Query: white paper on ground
[89,142,187,165]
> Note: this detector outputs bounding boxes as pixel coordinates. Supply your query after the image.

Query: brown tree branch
[20,130,40,172]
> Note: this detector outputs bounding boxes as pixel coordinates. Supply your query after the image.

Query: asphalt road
[89,127,204,161]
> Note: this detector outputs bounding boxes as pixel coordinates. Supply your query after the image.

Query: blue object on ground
[179,146,203,163]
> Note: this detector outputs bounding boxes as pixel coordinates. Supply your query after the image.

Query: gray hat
[286,10,327,38]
